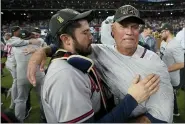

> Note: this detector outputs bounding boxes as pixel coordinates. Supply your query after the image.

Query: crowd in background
[2,0,185,10]
[2,17,184,36]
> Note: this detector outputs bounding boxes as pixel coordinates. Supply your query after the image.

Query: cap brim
[73,10,94,22]
[115,15,145,24]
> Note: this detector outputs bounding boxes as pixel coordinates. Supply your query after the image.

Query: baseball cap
[159,23,173,32]
[19,29,31,39]
[49,8,94,37]
[32,27,41,34]
[113,5,145,24]
[11,26,20,33]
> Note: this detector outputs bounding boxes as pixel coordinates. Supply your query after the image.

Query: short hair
[56,20,82,48]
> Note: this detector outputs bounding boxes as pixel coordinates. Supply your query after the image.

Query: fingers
[141,74,155,84]
[148,78,160,91]
[132,74,140,84]
[23,49,29,55]
[145,75,160,88]
[40,59,46,72]
[149,85,160,96]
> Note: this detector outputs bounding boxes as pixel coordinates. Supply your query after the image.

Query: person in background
[139,23,157,52]
[159,23,184,117]
[175,25,185,91]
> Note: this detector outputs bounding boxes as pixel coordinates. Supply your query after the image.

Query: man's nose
[126,27,133,35]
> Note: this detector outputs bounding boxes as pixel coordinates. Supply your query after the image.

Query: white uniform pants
[5,62,17,108]
[14,77,44,121]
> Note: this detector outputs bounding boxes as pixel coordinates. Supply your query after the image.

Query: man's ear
[111,24,115,36]
[60,34,71,45]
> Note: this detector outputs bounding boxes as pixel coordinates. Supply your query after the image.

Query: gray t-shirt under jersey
[160,39,184,86]
[89,44,174,122]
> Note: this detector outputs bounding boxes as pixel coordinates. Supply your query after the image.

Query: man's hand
[128,74,160,104]
[27,48,46,86]
[127,114,151,123]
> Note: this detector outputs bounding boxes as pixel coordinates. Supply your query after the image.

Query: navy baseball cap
[114,5,145,24]
[49,8,94,37]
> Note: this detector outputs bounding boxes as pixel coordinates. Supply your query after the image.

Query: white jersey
[42,58,100,123]
[6,36,29,47]
[4,36,30,65]
[100,16,115,45]
[89,44,173,122]
[175,28,185,52]
[12,45,45,84]
[160,39,184,86]
[37,38,47,47]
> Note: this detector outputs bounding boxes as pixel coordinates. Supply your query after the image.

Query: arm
[27,44,58,86]
[169,42,184,72]
[7,38,41,47]
[98,74,160,123]
[85,94,138,123]
[44,68,159,123]
[168,63,184,72]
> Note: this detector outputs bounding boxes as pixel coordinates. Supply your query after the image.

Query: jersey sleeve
[7,38,29,47]
[43,68,94,123]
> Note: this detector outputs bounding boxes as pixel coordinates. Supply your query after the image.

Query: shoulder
[91,44,114,55]
[46,59,89,85]
[44,59,91,95]
[160,41,166,47]
[169,39,181,48]
[145,50,160,61]
[176,28,184,37]
[135,45,160,60]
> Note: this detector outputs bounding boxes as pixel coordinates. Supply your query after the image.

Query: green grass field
[1,58,185,123]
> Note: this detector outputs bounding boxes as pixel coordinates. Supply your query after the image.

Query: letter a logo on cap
[57,16,64,23]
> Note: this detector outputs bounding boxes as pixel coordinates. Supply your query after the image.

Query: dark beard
[73,40,92,56]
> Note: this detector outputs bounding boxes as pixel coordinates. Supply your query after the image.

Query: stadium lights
[171,12,173,15]
[1,12,4,14]
[166,3,170,6]
[99,11,101,13]
[51,11,53,14]
[24,13,26,15]
[166,3,174,6]
[158,12,160,14]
